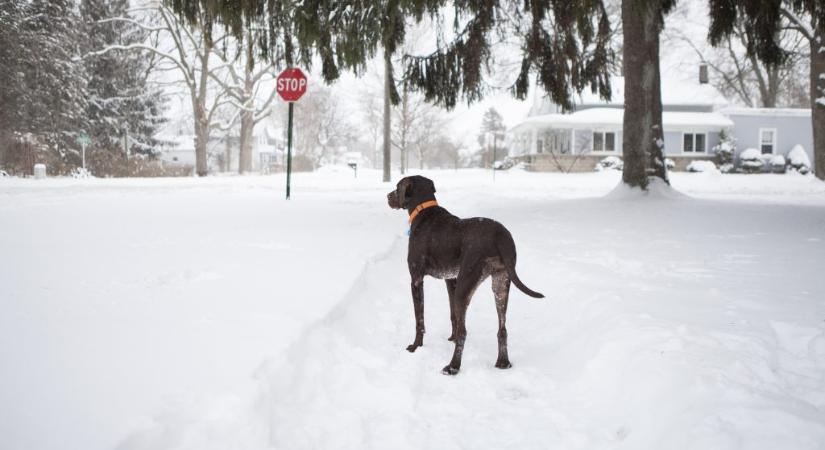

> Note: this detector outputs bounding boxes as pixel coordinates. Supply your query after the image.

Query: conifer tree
[0,0,25,148]
[81,0,167,176]
[4,0,87,173]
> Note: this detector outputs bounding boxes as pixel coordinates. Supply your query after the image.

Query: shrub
[713,130,736,168]
[665,158,675,170]
[769,154,786,173]
[739,148,765,173]
[595,156,623,171]
[787,145,811,174]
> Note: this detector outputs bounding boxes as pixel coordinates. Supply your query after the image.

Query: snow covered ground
[2,169,825,450]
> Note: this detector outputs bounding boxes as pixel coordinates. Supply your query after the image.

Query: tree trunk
[224,130,231,172]
[238,38,255,174]
[621,0,669,189]
[239,110,254,173]
[383,48,392,182]
[193,35,212,177]
[812,30,825,180]
[194,108,209,176]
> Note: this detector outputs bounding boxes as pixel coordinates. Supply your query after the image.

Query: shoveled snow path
[118,179,825,450]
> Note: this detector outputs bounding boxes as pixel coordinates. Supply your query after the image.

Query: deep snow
[1,169,825,450]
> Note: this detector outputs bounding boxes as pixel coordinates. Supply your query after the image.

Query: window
[759,128,776,154]
[542,130,571,154]
[683,133,707,153]
[592,131,616,152]
[536,139,543,154]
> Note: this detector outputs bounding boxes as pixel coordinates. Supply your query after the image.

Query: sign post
[76,132,91,170]
[276,68,308,200]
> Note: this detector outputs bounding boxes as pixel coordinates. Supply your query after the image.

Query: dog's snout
[387,191,399,209]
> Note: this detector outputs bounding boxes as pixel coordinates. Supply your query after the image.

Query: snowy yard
[2,169,825,450]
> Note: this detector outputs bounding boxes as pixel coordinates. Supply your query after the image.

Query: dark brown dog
[387,175,544,375]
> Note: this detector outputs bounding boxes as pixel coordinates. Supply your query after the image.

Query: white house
[507,69,815,173]
[157,125,285,173]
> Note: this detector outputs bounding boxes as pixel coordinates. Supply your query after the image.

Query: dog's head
[387,175,437,210]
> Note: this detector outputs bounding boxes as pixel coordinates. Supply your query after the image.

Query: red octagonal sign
[276,68,308,102]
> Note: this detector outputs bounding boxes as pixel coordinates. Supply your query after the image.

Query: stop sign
[276,68,308,102]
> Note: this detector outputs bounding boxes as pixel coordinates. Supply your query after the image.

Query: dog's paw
[447,335,456,342]
[495,359,512,369]
[441,365,460,375]
[406,344,421,352]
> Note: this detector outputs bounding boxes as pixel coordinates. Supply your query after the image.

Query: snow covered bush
[665,158,675,170]
[739,148,766,173]
[713,130,736,173]
[494,157,516,170]
[769,154,786,173]
[71,167,92,178]
[787,145,811,174]
[595,156,623,171]
[687,160,718,173]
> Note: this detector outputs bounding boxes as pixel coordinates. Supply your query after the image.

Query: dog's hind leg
[492,271,512,369]
[445,279,457,341]
[442,268,483,375]
[406,275,425,352]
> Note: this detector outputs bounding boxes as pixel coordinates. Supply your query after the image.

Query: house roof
[719,107,811,117]
[571,76,729,108]
[512,108,733,132]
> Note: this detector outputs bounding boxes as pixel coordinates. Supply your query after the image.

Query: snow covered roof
[512,108,733,132]
[572,76,729,108]
[720,107,811,117]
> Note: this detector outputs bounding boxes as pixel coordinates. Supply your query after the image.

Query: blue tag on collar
[406,228,411,236]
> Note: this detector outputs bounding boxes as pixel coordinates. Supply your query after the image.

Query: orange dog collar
[408,200,438,225]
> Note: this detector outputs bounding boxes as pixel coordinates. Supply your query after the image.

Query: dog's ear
[424,177,436,194]
[397,178,412,208]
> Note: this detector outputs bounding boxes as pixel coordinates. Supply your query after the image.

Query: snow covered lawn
[2,169,824,450]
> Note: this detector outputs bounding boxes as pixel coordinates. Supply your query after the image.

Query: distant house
[157,125,285,173]
[507,68,815,173]
[721,108,814,167]
[156,134,196,167]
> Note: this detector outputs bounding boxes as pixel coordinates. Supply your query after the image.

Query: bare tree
[276,83,356,169]
[668,12,809,108]
[357,70,385,169]
[391,82,449,172]
[210,35,280,174]
[85,1,234,176]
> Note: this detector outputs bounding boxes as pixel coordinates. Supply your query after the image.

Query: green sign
[76,133,91,146]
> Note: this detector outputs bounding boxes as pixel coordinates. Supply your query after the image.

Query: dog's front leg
[407,276,425,352]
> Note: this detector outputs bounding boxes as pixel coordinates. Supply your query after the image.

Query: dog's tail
[496,228,544,299]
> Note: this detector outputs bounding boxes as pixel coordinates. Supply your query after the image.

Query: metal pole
[124,129,128,176]
[286,102,294,200]
[492,133,496,182]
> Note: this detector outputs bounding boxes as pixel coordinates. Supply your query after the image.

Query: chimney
[699,64,709,84]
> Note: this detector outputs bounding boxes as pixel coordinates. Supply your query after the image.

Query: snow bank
[605,176,689,200]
